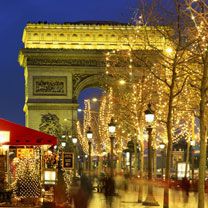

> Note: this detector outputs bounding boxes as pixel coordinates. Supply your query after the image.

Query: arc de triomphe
[19,22,167,131]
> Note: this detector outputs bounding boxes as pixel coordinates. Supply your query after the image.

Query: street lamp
[72,136,78,177]
[159,142,166,179]
[143,104,159,206]
[72,137,78,145]
[61,141,67,148]
[159,142,166,150]
[86,127,93,175]
[108,118,116,177]
[58,140,67,168]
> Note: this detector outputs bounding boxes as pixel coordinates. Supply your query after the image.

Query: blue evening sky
[0,0,172,125]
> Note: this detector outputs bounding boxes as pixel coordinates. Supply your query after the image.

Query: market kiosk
[0,118,57,205]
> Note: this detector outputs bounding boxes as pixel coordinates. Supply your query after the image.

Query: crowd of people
[54,172,195,208]
[68,172,122,208]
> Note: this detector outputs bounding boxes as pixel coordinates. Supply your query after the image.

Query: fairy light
[57,17,203,171]
[14,158,41,198]
[165,47,173,54]
[77,121,88,153]
[102,22,200,158]
[119,79,126,85]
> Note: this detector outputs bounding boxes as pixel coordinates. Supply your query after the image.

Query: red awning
[0,118,57,146]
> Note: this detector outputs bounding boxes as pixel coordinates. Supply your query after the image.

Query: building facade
[19,22,168,131]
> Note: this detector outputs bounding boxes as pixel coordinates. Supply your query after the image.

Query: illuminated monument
[19,22,168,130]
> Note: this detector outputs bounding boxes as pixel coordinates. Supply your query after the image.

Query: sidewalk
[0,186,205,208]
[89,186,202,208]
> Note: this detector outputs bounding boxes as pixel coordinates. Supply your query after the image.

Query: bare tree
[184,1,208,207]
[130,1,198,207]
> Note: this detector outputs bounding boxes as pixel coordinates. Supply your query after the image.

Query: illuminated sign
[177,162,190,179]
[44,170,56,185]
[17,148,34,158]
[0,131,10,144]
[62,152,73,169]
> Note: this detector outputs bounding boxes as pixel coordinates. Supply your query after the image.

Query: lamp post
[159,142,166,179]
[57,140,66,170]
[84,154,88,172]
[55,139,67,205]
[143,104,159,206]
[86,127,93,175]
[72,137,78,177]
[190,139,196,181]
[108,118,116,177]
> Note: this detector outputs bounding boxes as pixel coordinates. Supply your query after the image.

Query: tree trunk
[133,136,138,176]
[138,130,144,203]
[185,141,190,178]
[198,63,208,208]
[164,66,176,208]
[116,152,122,174]
[98,156,103,175]
[153,136,157,178]
[139,130,144,178]
[163,126,172,208]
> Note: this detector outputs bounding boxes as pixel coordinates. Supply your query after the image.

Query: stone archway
[73,74,105,100]
[18,22,166,131]
[19,48,106,130]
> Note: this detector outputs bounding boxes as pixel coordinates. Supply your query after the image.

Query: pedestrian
[181,177,190,196]
[123,173,129,191]
[80,174,93,200]
[98,172,106,193]
[103,175,115,208]
[181,177,190,204]
[73,174,92,208]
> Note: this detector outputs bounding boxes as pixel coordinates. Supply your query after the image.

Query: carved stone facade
[19,22,168,131]
[19,49,104,130]
[22,22,168,50]
[33,76,67,96]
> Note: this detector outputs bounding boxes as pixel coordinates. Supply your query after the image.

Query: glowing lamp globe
[145,104,155,123]
[190,140,196,146]
[61,141,66,147]
[159,142,166,150]
[86,127,93,141]
[108,118,116,135]
[72,137,78,144]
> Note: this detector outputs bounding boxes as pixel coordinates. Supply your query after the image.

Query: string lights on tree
[14,158,41,199]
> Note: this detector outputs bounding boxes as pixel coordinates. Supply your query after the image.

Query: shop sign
[0,131,10,144]
[44,170,56,185]
[17,148,34,158]
[62,152,73,169]
[177,162,190,179]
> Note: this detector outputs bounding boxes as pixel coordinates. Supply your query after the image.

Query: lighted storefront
[0,118,57,204]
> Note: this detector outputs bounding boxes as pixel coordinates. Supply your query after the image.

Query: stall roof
[0,118,57,146]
